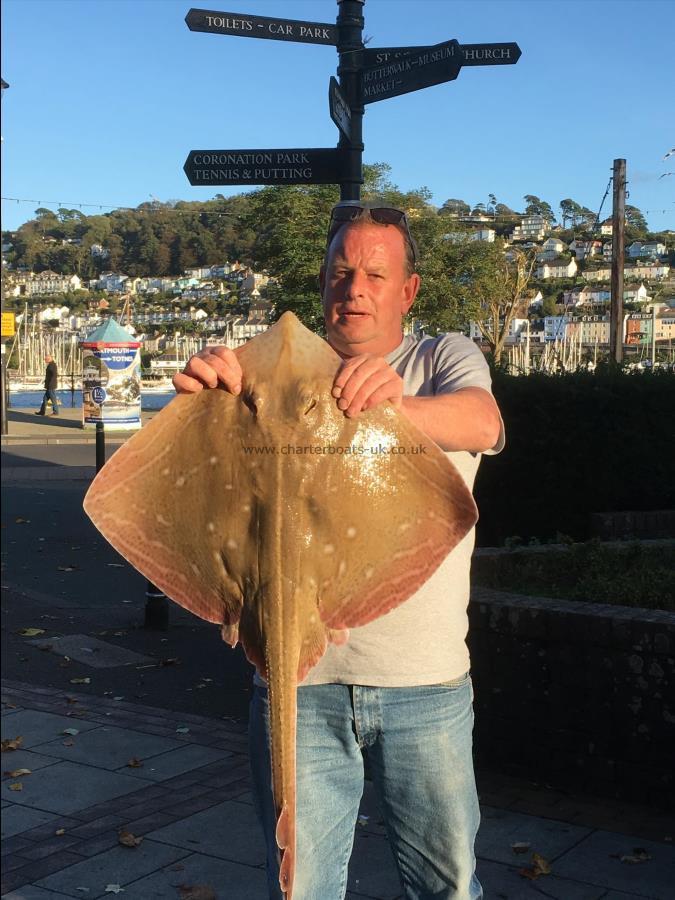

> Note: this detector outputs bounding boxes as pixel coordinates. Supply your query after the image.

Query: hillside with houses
[2,191,674,377]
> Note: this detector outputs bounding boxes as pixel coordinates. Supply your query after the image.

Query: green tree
[439,198,470,217]
[523,194,556,223]
[625,205,648,233]
[471,246,539,363]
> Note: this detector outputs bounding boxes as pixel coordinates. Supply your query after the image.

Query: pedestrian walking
[36,354,59,416]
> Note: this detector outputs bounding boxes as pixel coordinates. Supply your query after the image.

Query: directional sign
[184,148,348,186]
[360,40,462,105]
[459,43,522,66]
[362,45,429,67]
[363,41,522,69]
[185,8,337,45]
[329,77,352,141]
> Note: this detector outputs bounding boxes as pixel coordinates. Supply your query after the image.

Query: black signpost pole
[336,0,364,201]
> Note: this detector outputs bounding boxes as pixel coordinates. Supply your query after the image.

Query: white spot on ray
[191,563,200,576]
[346,526,357,538]
[210,456,218,466]
[175,476,185,487]
[242,504,251,512]
[161,467,170,476]
[156,513,171,527]
[338,560,347,578]
[323,543,335,554]
[224,484,233,490]
[226,538,238,550]
[398,522,411,533]
[207,522,215,533]
[364,566,374,579]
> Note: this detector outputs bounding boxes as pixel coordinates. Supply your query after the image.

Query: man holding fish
[175,201,504,899]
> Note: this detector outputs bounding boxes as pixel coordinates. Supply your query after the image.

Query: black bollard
[144,581,169,630]
[95,422,106,472]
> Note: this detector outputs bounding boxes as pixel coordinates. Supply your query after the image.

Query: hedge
[474,368,675,546]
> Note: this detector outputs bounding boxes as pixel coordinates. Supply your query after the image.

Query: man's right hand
[173,346,243,395]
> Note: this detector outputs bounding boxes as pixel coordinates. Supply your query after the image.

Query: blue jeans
[39,389,59,414]
[249,674,482,900]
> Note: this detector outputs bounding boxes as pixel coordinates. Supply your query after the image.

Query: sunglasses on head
[326,202,418,267]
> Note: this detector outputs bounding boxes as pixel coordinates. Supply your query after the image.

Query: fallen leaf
[106,563,124,568]
[118,828,143,848]
[519,852,551,880]
[127,757,144,768]
[1,736,23,752]
[15,517,31,524]
[62,728,80,736]
[178,886,217,900]
[176,726,190,734]
[160,657,181,666]
[511,841,531,854]
[9,782,23,791]
[70,678,91,684]
[4,768,31,777]
[55,828,66,836]
[104,886,124,894]
[4,704,18,709]
[19,627,45,637]
[113,696,124,701]
[62,739,75,747]
[57,566,78,572]
[66,697,79,704]
[356,814,369,826]
[620,847,652,864]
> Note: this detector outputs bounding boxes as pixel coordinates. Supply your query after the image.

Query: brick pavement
[3,680,674,899]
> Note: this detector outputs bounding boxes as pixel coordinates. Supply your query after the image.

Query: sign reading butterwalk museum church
[183,2,521,196]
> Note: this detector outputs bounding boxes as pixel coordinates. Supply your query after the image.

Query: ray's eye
[242,392,258,416]
[304,399,317,416]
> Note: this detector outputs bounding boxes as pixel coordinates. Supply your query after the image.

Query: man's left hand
[332,355,403,417]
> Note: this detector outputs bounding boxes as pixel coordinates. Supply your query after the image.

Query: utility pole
[610,158,626,364]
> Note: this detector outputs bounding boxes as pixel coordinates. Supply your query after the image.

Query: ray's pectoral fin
[82,390,246,635]
[312,406,479,638]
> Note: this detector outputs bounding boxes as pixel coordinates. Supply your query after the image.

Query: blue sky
[2,0,674,233]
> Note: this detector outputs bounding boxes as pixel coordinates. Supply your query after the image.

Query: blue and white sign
[91,386,107,405]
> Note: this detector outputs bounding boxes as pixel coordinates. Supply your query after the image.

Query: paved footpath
[4,687,674,899]
[3,412,675,898]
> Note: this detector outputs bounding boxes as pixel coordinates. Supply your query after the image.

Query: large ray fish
[83,312,478,898]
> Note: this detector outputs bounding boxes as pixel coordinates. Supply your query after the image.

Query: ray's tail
[266,646,298,899]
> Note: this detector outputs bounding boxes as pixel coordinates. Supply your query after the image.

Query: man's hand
[332,355,403,417]
[173,346,243,395]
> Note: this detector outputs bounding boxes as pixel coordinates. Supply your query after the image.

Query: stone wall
[468,586,675,809]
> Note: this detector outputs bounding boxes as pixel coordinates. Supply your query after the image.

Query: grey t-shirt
[300,330,505,687]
